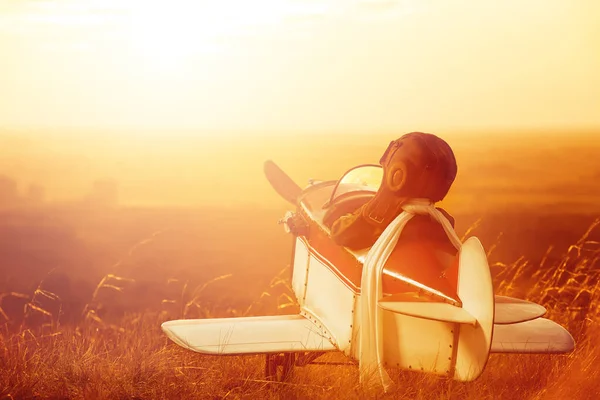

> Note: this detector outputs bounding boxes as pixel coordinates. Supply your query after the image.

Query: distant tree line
[0,175,45,208]
[0,174,119,209]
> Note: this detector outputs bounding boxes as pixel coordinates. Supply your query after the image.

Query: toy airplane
[161,161,575,386]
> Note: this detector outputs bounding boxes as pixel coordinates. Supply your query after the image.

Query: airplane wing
[490,317,575,354]
[161,314,337,355]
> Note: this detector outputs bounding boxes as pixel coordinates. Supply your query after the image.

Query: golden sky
[1,1,599,208]
[1,0,599,135]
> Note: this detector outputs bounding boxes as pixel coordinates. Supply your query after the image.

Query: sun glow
[124,0,322,72]
[1,0,599,133]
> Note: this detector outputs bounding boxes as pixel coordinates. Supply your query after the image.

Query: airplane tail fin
[378,236,570,380]
[453,236,495,382]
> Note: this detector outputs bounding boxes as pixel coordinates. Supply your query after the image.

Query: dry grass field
[1,133,599,399]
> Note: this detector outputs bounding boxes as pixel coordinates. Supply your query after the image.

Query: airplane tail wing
[378,236,570,381]
[493,295,546,324]
[450,237,574,378]
[378,295,547,326]
[378,296,477,325]
[161,314,337,355]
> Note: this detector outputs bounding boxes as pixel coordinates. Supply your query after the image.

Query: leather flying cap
[381,132,457,202]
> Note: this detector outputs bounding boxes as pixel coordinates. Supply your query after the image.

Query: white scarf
[358,199,463,392]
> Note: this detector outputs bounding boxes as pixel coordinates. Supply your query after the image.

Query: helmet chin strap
[362,192,436,226]
[361,190,408,227]
[362,157,411,228]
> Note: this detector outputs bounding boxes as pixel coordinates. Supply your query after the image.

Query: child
[328,132,458,250]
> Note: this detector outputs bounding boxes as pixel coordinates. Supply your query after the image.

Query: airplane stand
[265,353,295,382]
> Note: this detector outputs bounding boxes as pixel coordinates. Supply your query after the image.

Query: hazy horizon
[0,129,599,212]
[2,0,599,210]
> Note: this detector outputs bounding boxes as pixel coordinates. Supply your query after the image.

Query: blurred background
[0,0,599,325]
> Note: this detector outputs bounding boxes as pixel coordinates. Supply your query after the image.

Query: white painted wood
[303,254,356,354]
[378,300,477,326]
[291,238,310,305]
[349,294,362,360]
[454,237,495,382]
[491,318,575,354]
[161,314,337,355]
[494,295,547,325]
[381,309,455,376]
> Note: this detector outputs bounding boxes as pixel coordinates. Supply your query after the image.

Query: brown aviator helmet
[330,132,458,249]
[360,132,457,226]
[378,132,457,201]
